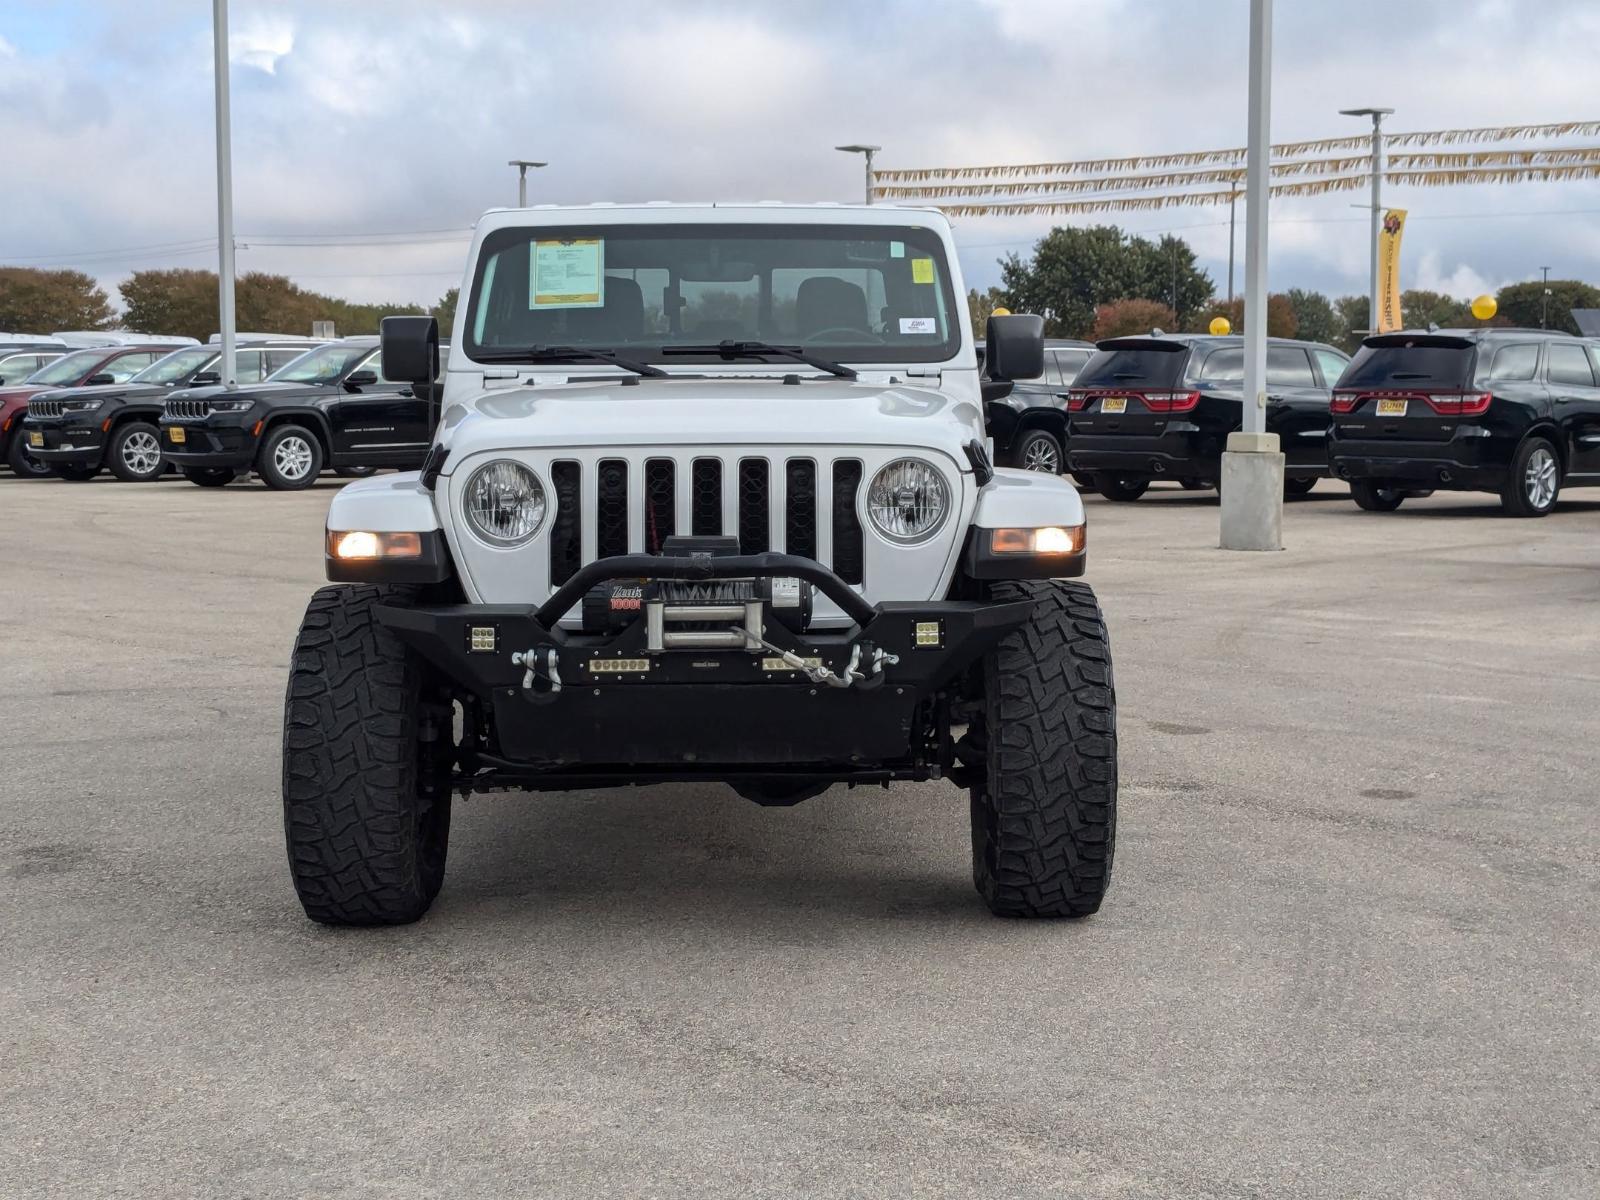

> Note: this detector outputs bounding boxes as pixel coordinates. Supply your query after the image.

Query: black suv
[159,338,446,489]
[1063,334,1351,500]
[22,339,319,482]
[980,338,1095,472]
[1328,328,1600,516]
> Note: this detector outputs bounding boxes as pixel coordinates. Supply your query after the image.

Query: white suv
[282,204,1117,925]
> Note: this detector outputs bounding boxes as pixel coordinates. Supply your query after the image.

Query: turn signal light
[990,526,1085,555]
[327,530,423,560]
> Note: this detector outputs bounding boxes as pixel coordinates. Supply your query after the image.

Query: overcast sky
[5,0,1600,314]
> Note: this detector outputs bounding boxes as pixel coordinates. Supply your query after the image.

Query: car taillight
[1330,391,1360,414]
[1139,391,1200,413]
[1066,391,1090,412]
[1424,392,1492,417]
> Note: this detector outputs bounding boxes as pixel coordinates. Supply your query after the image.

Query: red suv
[2,344,192,477]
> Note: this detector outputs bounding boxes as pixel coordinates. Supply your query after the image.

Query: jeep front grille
[165,398,212,420]
[549,461,582,585]
[596,458,629,559]
[738,459,769,554]
[830,461,865,585]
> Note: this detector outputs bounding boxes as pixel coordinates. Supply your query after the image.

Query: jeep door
[328,352,431,464]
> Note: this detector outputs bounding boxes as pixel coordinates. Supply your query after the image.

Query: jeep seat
[566,276,644,343]
[796,277,869,339]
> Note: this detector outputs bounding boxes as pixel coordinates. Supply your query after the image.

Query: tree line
[970,224,1600,351]
[0,266,457,341]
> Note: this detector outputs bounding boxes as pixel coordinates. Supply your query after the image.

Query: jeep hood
[438,377,986,469]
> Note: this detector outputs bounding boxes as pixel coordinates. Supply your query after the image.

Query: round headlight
[463,460,546,547]
[867,458,950,544]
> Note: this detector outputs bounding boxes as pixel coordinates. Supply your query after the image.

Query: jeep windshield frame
[461,222,961,368]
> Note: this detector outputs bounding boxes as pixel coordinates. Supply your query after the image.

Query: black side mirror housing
[344,369,378,390]
[381,315,439,386]
[983,314,1046,382]
[85,373,115,386]
[191,370,221,386]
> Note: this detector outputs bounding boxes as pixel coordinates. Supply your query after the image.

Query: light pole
[508,160,547,208]
[1540,265,1552,328]
[211,0,236,384]
[1339,106,1394,333]
[835,144,881,205]
[1227,188,1239,306]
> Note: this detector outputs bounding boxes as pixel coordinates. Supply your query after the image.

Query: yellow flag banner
[1377,209,1407,332]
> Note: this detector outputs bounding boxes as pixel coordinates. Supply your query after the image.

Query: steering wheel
[801,326,886,346]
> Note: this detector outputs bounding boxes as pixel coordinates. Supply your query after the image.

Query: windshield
[133,347,217,384]
[26,348,105,386]
[268,343,375,384]
[463,222,960,365]
[1339,343,1476,389]
[1073,345,1189,389]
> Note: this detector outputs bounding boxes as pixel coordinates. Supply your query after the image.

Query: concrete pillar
[1220,431,1284,551]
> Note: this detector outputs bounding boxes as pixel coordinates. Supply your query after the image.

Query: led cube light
[468,626,498,653]
[914,621,943,648]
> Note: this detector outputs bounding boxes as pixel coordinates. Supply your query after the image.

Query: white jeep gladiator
[283,203,1116,925]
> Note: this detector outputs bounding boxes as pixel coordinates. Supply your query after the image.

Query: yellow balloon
[1470,294,1497,321]
[991,306,1011,317]
[1208,316,1232,336]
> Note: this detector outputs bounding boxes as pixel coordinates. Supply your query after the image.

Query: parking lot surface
[4,474,1597,1199]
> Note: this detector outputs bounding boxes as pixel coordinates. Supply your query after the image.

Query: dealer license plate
[1100,396,1128,414]
[28,432,43,447]
[1375,398,1408,417]
[168,426,186,444]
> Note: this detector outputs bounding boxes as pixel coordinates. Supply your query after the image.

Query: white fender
[971,467,1087,529]
[325,471,441,533]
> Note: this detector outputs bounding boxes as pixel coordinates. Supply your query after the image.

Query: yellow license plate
[28,431,43,447]
[1100,396,1128,414]
[1375,398,1408,417]
[168,426,186,444]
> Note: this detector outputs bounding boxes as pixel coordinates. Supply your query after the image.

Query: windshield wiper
[475,345,667,378]
[660,340,857,380]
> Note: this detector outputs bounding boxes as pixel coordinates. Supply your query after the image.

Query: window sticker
[889,241,905,258]
[900,316,937,335]
[531,238,605,308]
[911,257,935,285]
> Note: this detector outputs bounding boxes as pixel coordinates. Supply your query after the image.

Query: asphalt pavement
[3,471,1597,1199]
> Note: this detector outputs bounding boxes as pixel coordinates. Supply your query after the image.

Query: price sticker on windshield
[531,239,605,309]
[911,258,935,285]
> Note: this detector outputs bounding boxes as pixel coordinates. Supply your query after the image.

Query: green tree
[1285,288,1340,345]
[1494,279,1600,334]
[433,287,460,329]
[1090,298,1176,341]
[0,267,113,331]
[1399,289,1472,331]
[121,269,221,341]
[1190,294,1299,339]
[1332,295,1370,352]
[121,269,425,340]
[966,286,1009,338]
[999,224,1212,338]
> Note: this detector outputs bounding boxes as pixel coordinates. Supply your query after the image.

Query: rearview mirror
[381,315,439,386]
[345,369,378,389]
[86,373,115,386]
[983,314,1045,382]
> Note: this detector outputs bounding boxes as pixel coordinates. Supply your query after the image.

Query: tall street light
[211,0,236,385]
[835,144,881,205]
[1339,105,1394,333]
[508,160,547,208]
[1540,265,1552,328]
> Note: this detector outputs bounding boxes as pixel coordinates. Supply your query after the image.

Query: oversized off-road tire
[969,580,1116,918]
[1350,479,1405,512]
[1500,435,1561,518]
[1007,428,1064,474]
[1284,476,1318,497]
[6,431,54,478]
[49,463,100,481]
[258,423,323,490]
[282,584,452,926]
[183,466,236,487]
[1092,473,1149,502]
[107,421,165,482]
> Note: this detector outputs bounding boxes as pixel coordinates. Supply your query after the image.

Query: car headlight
[867,458,950,544]
[209,398,256,413]
[463,459,546,546]
[60,399,103,413]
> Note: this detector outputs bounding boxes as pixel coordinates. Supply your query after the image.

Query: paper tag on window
[911,258,935,284]
[899,317,937,335]
[890,241,905,258]
[531,238,605,308]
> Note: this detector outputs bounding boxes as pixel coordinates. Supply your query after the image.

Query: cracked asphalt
[3,471,1596,1198]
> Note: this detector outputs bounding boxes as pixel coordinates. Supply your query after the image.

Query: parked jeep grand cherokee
[1328,328,1600,516]
[2,342,194,478]
[160,338,446,489]
[980,338,1095,473]
[1064,334,1350,500]
[22,339,319,482]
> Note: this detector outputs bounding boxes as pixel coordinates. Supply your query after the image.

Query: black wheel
[282,584,452,926]
[257,424,323,490]
[183,467,237,488]
[107,421,164,483]
[5,430,53,478]
[49,463,100,481]
[1350,479,1406,512]
[1179,479,1210,491]
[968,580,1116,918]
[1008,429,1063,474]
[1284,476,1318,497]
[335,466,378,478]
[1070,471,1097,493]
[1091,473,1150,502]
[1500,436,1560,517]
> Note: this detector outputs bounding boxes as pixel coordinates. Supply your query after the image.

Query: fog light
[327,530,424,560]
[468,626,497,653]
[989,525,1084,555]
[590,657,651,674]
[914,620,943,648]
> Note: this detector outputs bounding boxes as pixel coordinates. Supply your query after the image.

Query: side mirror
[191,370,221,386]
[983,314,1046,382]
[380,315,439,386]
[86,373,115,386]
[344,369,378,389]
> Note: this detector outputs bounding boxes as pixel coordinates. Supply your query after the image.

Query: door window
[1488,343,1539,382]
[1545,342,1594,386]
[235,350,267,384]
[104,352,159,381]
[1053,349,1091,384]
[1265,346,1315,387]
[1199,348,1244,383]
[1312,348,1350,386]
